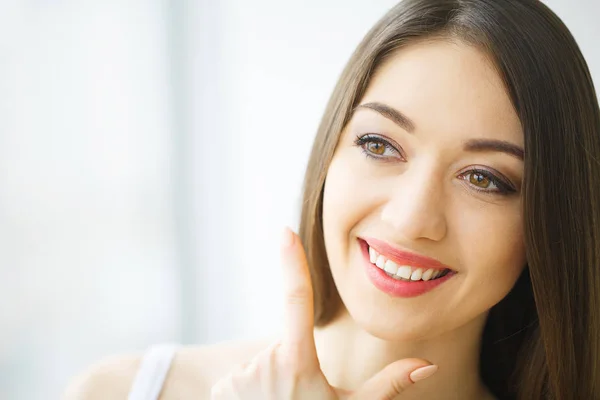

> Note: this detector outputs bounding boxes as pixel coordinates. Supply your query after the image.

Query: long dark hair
[298,0,600,398]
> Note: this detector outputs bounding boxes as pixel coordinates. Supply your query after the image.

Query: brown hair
[298,0,600,399]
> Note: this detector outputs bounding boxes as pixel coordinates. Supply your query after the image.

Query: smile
[369,246,451,281]
[358,238,456,297]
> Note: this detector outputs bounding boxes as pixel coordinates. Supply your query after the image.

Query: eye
[353,134,404,160]
[458,168,516,196]
[469,171,492,188]
[366,141,387,155]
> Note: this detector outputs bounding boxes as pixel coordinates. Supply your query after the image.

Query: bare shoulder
[62,352,141,400]
[62,338,273,400]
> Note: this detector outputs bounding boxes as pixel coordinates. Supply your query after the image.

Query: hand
[210,227,438,400]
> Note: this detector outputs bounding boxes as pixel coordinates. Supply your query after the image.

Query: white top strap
[127,344,179,400]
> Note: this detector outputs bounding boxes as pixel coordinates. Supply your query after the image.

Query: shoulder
[62,352,140,400]
[62,338,273,400]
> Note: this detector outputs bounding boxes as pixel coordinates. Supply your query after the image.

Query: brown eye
[458,168,516,196]
[367,141,386,155]
[469,171,491,188]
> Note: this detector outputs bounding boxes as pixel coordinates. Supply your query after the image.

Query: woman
[65,0,600,399]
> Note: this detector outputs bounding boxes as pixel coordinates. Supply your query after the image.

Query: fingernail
[409,365,438,382]
[282,227,295,248]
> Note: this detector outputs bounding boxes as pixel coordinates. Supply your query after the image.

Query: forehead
[359,39,523,147]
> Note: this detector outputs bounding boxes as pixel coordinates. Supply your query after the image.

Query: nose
[380,164,448,242]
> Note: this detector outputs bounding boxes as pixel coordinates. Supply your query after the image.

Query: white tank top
[127,344,179,400]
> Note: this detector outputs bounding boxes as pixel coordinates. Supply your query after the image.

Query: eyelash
[353,134,517,196]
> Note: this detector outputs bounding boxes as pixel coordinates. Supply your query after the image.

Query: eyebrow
[354,101,524,161]
[464,139,524,161]
[356,102,416,133]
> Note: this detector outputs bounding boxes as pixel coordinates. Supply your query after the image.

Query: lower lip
[359,239,456,298]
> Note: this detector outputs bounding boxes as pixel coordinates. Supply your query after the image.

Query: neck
[313,308,494,400]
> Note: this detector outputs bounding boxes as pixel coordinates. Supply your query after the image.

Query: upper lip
[361,237,454,272]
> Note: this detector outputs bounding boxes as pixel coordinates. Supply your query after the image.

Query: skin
[64,39,526,400]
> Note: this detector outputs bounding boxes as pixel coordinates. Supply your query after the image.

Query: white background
[0,1,598,399]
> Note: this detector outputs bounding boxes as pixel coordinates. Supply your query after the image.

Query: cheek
[322,152,372,261]
[456,207,526,293]
[323,152,365,232]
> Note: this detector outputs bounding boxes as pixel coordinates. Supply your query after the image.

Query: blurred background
[0,1,598,399]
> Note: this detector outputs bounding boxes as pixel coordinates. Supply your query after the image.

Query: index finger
[280,227,316,359]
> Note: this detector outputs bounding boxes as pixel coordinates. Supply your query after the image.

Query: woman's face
[322,40,527,340]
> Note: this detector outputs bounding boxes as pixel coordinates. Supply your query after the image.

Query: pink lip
[362,237,452,272]
[358,239,456,298]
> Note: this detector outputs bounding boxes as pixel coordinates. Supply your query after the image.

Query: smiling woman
[300,0,600,398]
[64,0,600,399]
[319,39,529,396]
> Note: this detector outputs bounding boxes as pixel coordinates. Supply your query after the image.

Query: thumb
[351,359,438,400]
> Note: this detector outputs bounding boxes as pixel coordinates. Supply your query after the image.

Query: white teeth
[368,246,450,281]
[396,265,413,280]
[369,247,378,263]
[410,268,423,281]
[384,260,399,274]
[421,268,434,281]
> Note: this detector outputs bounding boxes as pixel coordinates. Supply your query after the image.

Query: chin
[347,300,444,341]
[331,273,441,342]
